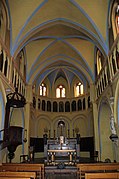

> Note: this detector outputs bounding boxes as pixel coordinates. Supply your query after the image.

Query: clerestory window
[40,83,47,96]
[56,85,65,98]
[116,5,119,33]
[96,50,102,75]
[75,82,84,97]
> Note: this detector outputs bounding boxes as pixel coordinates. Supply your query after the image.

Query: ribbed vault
[7,0,110,88]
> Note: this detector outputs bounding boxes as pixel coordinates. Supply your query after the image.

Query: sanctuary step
[34,156,94,164]
[45,165,77,179]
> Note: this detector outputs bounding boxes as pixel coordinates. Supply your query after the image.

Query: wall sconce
[23,129,27,143]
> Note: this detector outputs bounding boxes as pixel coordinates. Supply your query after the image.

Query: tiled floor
[45,173,76,179]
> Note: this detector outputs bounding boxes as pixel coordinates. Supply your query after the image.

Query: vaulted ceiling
[7,0,110,88]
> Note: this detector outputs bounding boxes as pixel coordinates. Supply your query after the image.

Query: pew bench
[0,171,36,179]
[2,163,44,179]
[85,172,119,179]
[0,177,31,179]
[77,163,119,179]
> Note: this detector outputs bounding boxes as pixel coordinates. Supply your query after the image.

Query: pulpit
[3,87,26,163]
[7,126,23,163]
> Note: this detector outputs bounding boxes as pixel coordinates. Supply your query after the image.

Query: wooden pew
[0,164,2,171]
[77,163,119,179]
[2,163,44,179]
[0,177,31,179]
[85,172,119,179]
[0,171,36,179]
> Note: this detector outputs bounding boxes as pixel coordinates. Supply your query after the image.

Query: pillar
[90,83,100,157]
[24,84,32,155]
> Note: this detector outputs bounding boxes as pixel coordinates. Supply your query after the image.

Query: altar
[47,149,76,163]
[44,136,79,165]
[44,120,80,164]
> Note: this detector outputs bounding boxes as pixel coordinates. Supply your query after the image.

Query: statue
[110,114,118,141]
[110,114,116,135]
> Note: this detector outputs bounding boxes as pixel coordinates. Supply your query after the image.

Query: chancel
[46,123,78,165]
[0,1,119,179]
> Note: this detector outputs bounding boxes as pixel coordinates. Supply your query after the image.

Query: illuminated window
[76,82,84,96]
[116,5,119,33]
[40,83,47,96]
[96,50,102,75]
[56,85,66,98]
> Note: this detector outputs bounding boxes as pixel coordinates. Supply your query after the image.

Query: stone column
[90,83,100,158]
[24,84,32,155]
